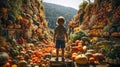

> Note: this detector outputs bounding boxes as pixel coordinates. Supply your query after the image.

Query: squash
[18,60,27,67]
[72,53,78,61]
[4,62,10,67]
[75,54,88,64]
[71,46,78,51]
[89,57,95,64]
[87,49,95,54]
[1,8,8,13]
[92,53,105,62]
[0,52,9,66]
[44,53,52,59]
[77,45,83,51]
[75,40,81,45]
[85,52,92,59]
[11,64,17,67]
[71,43,78,46]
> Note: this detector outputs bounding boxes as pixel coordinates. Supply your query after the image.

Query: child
[53,16,68,61]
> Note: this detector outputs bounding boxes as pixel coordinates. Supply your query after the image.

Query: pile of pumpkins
[72,49,105,65]
[89,29,102,36]
[71,40,87,53]
[70,40,105,65]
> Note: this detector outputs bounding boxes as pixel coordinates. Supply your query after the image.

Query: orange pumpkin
[72,53,78,61]
[1,8,8,13]
[5,62,10,67]
[89,57,95,63]
[77,45,83,51]
[71,46,78,51]
[75,40,81,45]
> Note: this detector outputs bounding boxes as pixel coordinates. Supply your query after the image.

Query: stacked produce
[70,0,120,66]
[0,0,54,67]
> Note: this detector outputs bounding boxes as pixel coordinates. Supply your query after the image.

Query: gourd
[75,54,88,64]
[89,57,95,63]
[18,60,27,67]
[92,53,105,62]
[0,52,9,66]
[72,53,78,61]
[77,45,83,51]
[44,53,52,59]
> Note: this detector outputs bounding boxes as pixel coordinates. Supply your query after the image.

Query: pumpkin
[71,43,78,46]
[65,45,71,51]
[44,53,52,59]
[83,46,87,51]
[0,52,9,66]
[89,57,95,64]
[18,60,27,67]
[87,49,95,54]
[71,46,78,51]
[75,40,81,45]
[102,32,110,36]
[4,62,10,67]
[1,8,8,13]
[11,64,17,67]
[77,45,83,51]
[72,53,78,61]
[92,53,105,62]
[85,52,92,59]
[75,54,88,64]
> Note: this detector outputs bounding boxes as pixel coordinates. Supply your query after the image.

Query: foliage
[9,0,22,18]
[107,45,120,59]
[70,30,86,43]
[95,41,116,54]
[79,1,88,10]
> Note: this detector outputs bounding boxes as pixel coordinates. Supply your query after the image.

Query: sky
[43,0,94,10]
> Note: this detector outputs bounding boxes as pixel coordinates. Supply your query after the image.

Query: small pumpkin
[1,7,8,13]
[87,49,95,54]
[77,45,83,51]
[71,46,78,51]
[72,53,78,61]
[89,57,95,64]
[75,40,81,45]
[92,53,105,62]
[44,53,52,59]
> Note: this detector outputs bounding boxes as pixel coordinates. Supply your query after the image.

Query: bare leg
[56,48,59,60]
[61,48,64,58]
[61,48,65,61]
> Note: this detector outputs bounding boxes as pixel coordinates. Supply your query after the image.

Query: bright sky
[43,0,94,10]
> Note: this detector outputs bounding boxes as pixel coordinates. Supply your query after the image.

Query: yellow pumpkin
[75,54,88,64]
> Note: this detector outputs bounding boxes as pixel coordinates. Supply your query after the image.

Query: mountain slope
[43,2,77,29]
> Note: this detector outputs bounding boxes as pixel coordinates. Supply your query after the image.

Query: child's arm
[53,32,56,43]
[65,32,68,43]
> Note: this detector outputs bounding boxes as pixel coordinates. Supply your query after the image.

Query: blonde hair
[56,16,66,25]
